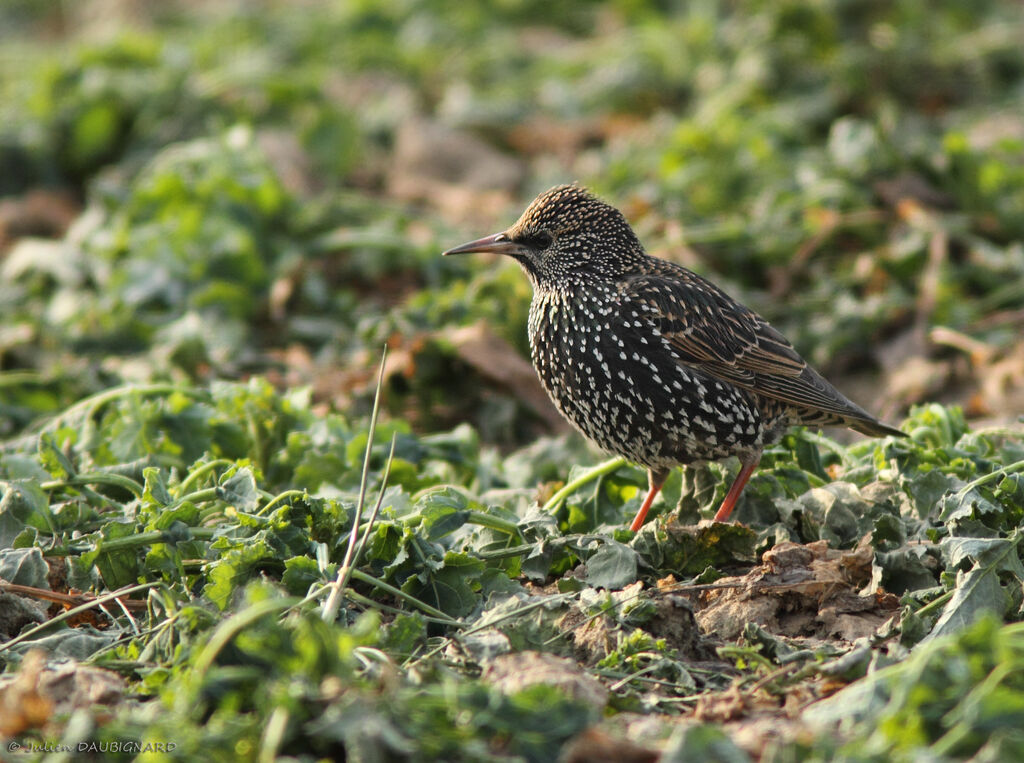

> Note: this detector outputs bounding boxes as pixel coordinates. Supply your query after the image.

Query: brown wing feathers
[622,266,903,436]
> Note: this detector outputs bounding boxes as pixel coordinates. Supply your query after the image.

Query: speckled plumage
[444,185,904,529]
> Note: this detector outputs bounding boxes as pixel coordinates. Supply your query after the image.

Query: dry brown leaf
[693,683,775,722]
[0,189,80,251]
[694,538,897,643]
[0,651,53,736]
[448,322,568,431]
[0,651,124,736]
[387,119,523,224]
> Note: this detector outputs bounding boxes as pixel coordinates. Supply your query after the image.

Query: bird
[443,185,904,532]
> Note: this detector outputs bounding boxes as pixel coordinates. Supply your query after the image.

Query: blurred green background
[3,4,1024,759]
[2,0,1023,445]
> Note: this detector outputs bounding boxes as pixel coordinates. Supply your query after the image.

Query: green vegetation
[1,1,1022,760]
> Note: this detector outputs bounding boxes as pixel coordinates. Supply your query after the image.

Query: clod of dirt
[560,726,659,763]
[0,593,48,639]
[483,651,608,710]
[648,577,717,661]
[556,606,618,666]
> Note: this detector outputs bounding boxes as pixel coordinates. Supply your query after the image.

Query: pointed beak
[442,232,530,257]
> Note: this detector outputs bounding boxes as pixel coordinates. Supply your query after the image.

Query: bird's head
[443,185,645,287]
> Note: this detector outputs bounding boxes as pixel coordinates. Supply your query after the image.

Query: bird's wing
[616,266,882,424]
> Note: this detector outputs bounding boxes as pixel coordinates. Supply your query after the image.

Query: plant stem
[956,458,1024,499]
[348,568,460,625]
[463,510,522,538]
[186,596,299,689]
[258,489,306,516]
[46,384,209,432]
[914,590,954,619]
[42,472,144,499]
[177,459,232,495]
[542,456,628,515]
[43,527,219,556]
[174,487,219,511]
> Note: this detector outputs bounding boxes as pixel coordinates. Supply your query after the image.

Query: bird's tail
[788,400,905,438]
[847,416,906,438]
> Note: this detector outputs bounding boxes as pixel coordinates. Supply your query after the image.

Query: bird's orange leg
[629,469,668,532]
[713,455,760,522]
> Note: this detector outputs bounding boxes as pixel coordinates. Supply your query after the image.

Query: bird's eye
[524,231,553,250]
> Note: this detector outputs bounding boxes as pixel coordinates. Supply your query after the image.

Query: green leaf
[521,538,558,582]
[402,551,483,617]
[0,547,49,588]
[584,541,639,590]
[873,546,938,596]
[365,523,403,566]
[417,488,473,541]
[0,481,52,547]
[95,519,141,588]
[38,434,76,480]
[633,522,757,577]
[478,593,572,655]
[204,540,276,610]
[807,618,1024,759]
[419,506,471,541]
[941,487,1004,522]
[218,468,260,512]
[381,613,428,654]
[901,468,960,519]
[927,534,1024,641]
[5,627,118,660]
[828,116,881,174]
[142,466,172,510]
[282,555,325,596]
[147,501,199,531]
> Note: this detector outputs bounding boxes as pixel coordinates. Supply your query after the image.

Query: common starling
[444,185,904,531]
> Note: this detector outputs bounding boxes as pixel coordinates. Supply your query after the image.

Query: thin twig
[322,347,388,623]
[350,434,398,575]
[0,582,160,653]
